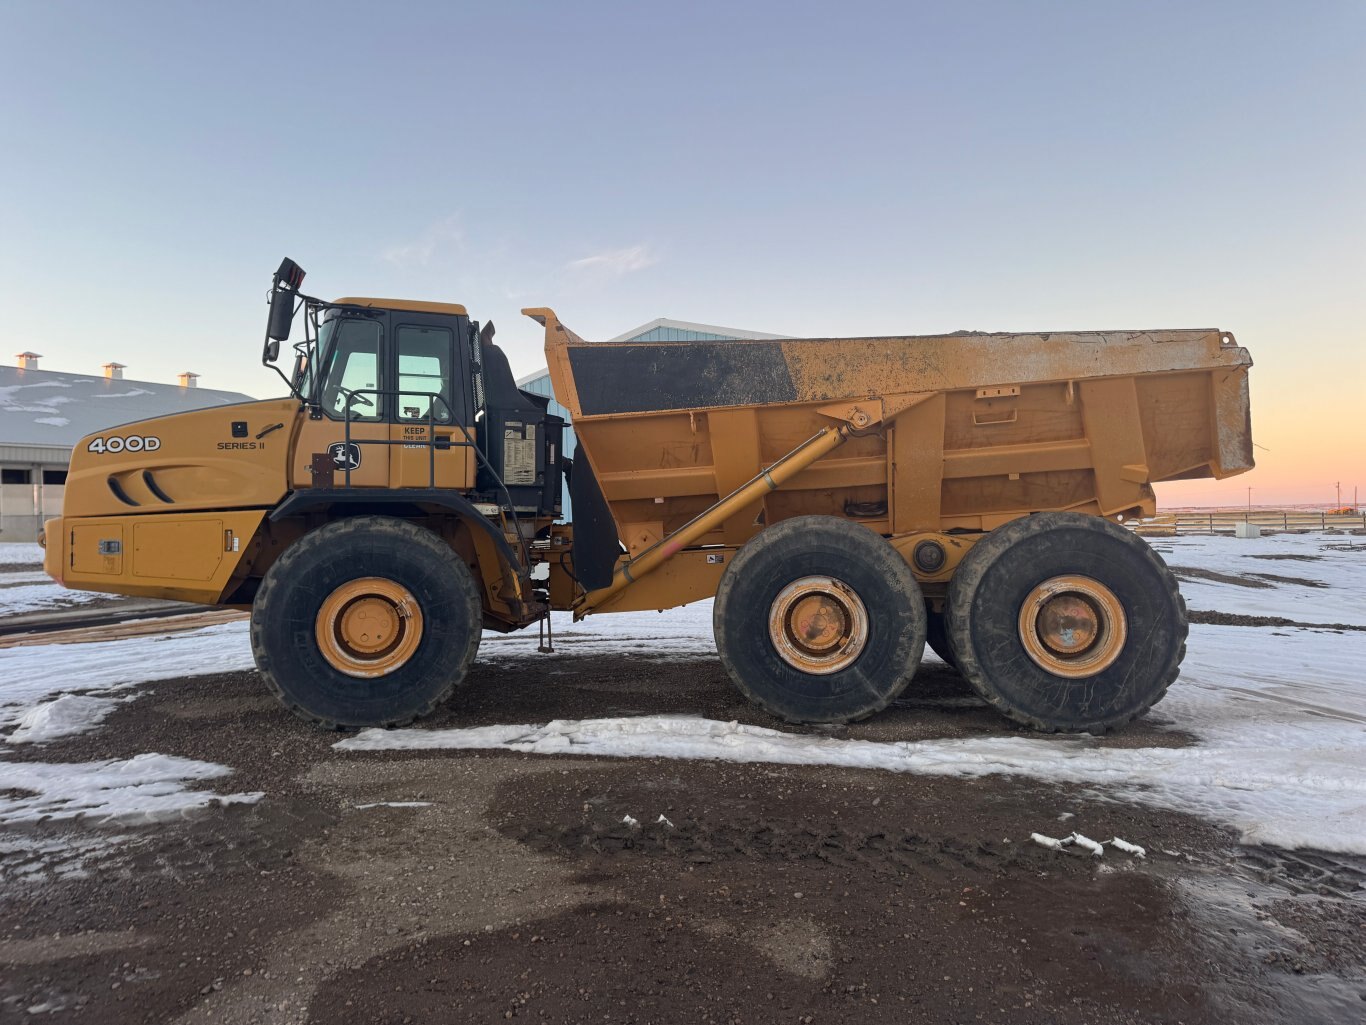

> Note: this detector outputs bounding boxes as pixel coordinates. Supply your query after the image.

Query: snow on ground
[6,694,131,744]
[342,625,1366,853]
[3,533,1364,855]
[343,537,1366,856]
[478,600,718,659]
[1148,532,1366,626]
[0,623,259,838]
[0,753,261,826]
[0,543,43,566]
[0,621,254,742]
[0,580,104,615]
[0,542,104,614]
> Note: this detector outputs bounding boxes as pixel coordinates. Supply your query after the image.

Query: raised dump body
[529,309,1252,595]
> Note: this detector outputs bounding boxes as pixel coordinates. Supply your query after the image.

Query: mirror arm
[264,358,300,400]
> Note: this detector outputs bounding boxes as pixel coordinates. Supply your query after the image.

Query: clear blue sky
[2,1,1362,504]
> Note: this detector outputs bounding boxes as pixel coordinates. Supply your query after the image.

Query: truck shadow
[445,651,1196,749]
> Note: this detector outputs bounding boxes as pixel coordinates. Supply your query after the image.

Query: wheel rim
[1017,574,1127,678]
[767,575,869,675]
[315,577,425,678]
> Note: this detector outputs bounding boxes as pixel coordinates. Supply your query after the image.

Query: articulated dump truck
[42,259,1254,733]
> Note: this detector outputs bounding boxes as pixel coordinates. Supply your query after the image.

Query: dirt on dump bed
[2,656,1364,1024]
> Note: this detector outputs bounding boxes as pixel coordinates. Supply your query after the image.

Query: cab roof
[332,296,468,316]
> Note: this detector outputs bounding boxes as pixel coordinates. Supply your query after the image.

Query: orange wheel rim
[315,577,424,678]
[1017,574,1127,678]
[767,575,869,675]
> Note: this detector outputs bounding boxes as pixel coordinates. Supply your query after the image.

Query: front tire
[713,516,927,724]
[251,516,482,729]
[946,512,1186,733]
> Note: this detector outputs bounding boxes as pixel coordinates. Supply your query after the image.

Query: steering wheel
[341,390,374,413]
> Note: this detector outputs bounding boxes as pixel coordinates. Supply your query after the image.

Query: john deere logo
[328,442,362,470]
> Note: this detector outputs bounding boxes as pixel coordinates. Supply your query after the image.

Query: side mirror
[263,257,306,356]
[266,288,295,345]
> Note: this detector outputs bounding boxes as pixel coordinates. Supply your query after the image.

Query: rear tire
[946,512,1186,733]
[251,516,482,729]
[713,516,927,724]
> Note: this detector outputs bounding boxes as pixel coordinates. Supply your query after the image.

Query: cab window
[396,325,454,422]
[318,318,383,420]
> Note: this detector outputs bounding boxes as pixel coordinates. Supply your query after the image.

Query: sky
[1,1,1362,507]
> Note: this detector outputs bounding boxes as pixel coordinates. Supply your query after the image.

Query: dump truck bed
[529,311,1253,557]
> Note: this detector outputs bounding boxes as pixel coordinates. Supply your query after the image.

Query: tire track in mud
[512,815,1031,878]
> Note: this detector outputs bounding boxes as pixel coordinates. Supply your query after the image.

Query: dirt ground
[2,645,1364,1024]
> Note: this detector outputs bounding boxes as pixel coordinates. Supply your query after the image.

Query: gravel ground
[2,643,1364,1024]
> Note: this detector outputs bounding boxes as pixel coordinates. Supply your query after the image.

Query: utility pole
[1246,486,1252,519]
[1336,481,1342,509]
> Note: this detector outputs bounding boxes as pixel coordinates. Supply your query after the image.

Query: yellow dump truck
[42,258,1254,733]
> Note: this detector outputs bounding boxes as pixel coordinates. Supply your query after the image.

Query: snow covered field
[2,532,1364,856]
[1151,533,1366,626]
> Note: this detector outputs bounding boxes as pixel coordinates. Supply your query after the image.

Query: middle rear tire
[714,515,927,724]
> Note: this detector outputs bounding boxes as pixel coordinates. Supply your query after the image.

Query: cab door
[389,316,474,490]
[291,314,392,489]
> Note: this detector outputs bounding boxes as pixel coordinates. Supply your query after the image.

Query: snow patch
[92,389,154,399]
[0,581,104,615]
[6,694,125,744]
[1,621,253,739]
[0,753,261,825]
[0,543,44,566]
[0,571,55,586]
[480,601,716,658]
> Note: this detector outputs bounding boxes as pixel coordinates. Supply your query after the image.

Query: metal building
[515,318,786,520]
[0,357,253,540]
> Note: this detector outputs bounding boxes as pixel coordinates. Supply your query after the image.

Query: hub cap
[768,576,869,675]
[315,577,424,678]
[1017,574,1127,678]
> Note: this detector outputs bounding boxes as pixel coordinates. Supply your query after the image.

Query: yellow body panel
[62,397,299,518]
[47,509,269,604]
[333,296,467,316]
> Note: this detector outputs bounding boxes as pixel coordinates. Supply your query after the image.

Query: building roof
[603,317,788,343]
[516,317,786,387]
[0,364,255,452]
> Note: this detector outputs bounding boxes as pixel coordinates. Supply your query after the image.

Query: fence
[1133,510,1366,536]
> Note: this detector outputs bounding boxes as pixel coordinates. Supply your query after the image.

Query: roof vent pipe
[103,362,126,380]
[16,352,41,370]
[178,371,199,388]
